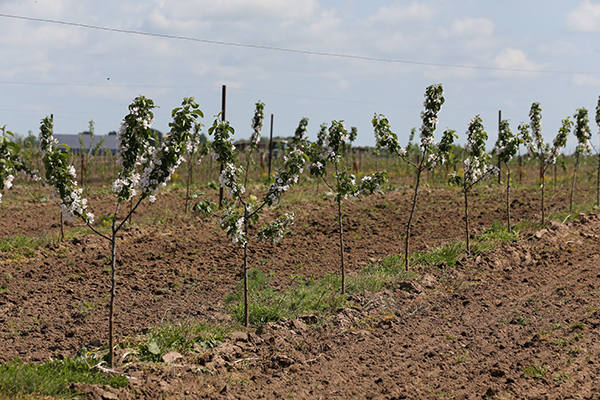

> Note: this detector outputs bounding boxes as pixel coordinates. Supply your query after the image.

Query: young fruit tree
[209,102,307,327]
[40,96,202,367]
[494,119,521,232]
[450,115,496,254]
[309,120,388,294]
[569,108,592,214]
[0,128,36,202]
[372,83,456,270]
[520,102,570,225]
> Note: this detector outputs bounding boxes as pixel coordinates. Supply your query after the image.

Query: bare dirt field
[1,181,599,399]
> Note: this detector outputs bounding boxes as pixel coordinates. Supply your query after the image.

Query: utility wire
[0,12,594,75]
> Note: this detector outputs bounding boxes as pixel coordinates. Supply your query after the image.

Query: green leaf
[147,341,160,355]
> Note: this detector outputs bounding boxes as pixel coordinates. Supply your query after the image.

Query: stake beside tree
[41,96,202,367]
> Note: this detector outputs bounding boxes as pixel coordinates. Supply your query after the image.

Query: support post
[218,85,226,208]
[268,113,274,179]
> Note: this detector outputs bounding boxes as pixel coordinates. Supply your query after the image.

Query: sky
[1,0,599,151]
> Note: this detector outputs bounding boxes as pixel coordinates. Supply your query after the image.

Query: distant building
[54,134,119,154]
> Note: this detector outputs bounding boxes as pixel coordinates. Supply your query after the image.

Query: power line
[0,12,594,75]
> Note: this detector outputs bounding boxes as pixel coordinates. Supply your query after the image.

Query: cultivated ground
[1,178,599,399]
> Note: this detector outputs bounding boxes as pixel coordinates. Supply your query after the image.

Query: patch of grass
[226,269,344,326]
[472,221,518,254]
[0,356,128,398]
[553,371,570,383]
[347,255,417,293]
[524,364,548,380]
[411,242,462,268]
[569,322,586,332]
[134,322,230,362]
[0,235,46,257]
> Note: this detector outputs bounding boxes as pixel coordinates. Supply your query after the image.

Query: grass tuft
[133,322,230,362]
[0,356,128,398]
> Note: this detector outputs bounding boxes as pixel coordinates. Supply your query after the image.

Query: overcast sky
[1,0,599,150]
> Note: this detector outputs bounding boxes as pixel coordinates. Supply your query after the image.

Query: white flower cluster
[464,157,486,183]
[342,175,359,200]
[220,208,247,246]
[59,187,94,223]
[266,148,304,206]
[257,213,295,243]
[529,103,544,151]
[112,173,141,201]
[131,106,154,130]
[219,162,245,198]
[4,174,14,190]
[420,84,444,147]
[140,148,185,203]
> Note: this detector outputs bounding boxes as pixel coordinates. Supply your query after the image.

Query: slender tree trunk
[108,233,117,367]
[404,150,426,270]
[553,162,557,188]
[541,159,546,225]
[569,152,580,214]
[59,212,64,241]
[243,214,249,327]
[506,167,512,232]
[464,185,471,254]
[497,159,501,184]
[185,155,194,214]
[338,196,345,294]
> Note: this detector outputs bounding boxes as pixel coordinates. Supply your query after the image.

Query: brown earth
[0,182,596,363]
[1,180,600,398]
[67,212,600,399]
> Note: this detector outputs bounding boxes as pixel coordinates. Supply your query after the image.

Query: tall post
[268,113,274,179]
[497,110,502,184]
[218,85,226,208]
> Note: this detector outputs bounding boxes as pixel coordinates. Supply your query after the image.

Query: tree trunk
[185,154,194,214]
[59,211,64,241]
[338,197,345,294]
[404,150,426,270]
[464,185,471,254]
[506,167,511,232]
[569,152,580,214]
[108,233,117,367]
[541,159,546,225]
[243,214,249,327]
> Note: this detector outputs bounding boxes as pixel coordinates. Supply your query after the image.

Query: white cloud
[451,17,494,37]
[368,2,434,24]
[493,48,540,78]
[566,0,600,32]
[572,74,600,87]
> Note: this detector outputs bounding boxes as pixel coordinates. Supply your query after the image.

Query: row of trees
[1,89,599,368]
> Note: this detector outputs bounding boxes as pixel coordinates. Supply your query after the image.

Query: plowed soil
[62,212,600,399]
[1,181,600,398]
